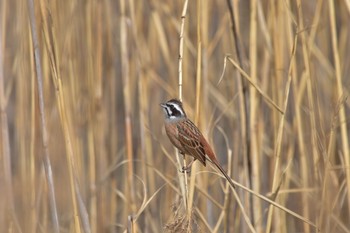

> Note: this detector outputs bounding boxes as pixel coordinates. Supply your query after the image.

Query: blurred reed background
[0,0,350,232]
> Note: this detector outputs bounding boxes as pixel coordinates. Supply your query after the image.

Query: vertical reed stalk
[178,0,190,210]
[248,0,262,231]
[27,1,60,232]
[1,2,22,232]
[120,0,136,213]
[328,0,350,216]
[187,0,203,221]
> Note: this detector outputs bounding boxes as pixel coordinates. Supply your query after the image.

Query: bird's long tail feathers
[211,159,236,189]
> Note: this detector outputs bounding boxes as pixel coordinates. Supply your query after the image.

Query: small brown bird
[160,99,235,189]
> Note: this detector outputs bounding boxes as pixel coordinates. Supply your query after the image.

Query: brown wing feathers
[177,119,236,188]
[177,120,207,166]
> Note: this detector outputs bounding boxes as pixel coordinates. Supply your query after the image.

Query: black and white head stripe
[161,99,186,119]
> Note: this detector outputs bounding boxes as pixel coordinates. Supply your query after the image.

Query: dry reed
[0,0,349,232]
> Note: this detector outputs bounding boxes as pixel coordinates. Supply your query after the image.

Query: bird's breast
[164,122,186,153]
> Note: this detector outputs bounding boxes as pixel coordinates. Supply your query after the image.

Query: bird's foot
[180,165,191,174]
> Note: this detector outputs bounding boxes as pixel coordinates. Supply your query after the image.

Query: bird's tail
[211,159,236,189]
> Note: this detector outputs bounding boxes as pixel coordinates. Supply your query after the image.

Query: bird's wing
[176,120,207,166]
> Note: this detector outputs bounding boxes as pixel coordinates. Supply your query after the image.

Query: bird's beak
[160,103,166,108]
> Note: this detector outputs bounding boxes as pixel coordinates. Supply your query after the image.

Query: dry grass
[1,0,350,232]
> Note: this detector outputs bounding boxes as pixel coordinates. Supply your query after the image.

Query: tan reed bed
[0,0,349,232]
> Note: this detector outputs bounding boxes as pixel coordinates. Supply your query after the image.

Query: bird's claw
[180,166,191,174]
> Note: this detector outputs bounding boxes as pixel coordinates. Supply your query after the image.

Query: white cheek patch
[163,107,172,117]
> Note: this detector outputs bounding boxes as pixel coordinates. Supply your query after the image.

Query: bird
[160,98,235,189]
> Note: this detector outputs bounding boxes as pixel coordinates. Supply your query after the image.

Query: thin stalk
[0,2,22,232]
[27,0,59,232]
[38,0,86,231]
[328,0,350,216]
[187,0,203,220]
[29,23,37,233]
[248,0,262,230]
[265,32,298,233]
[178,0,190,210]
[120,0,136,213]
